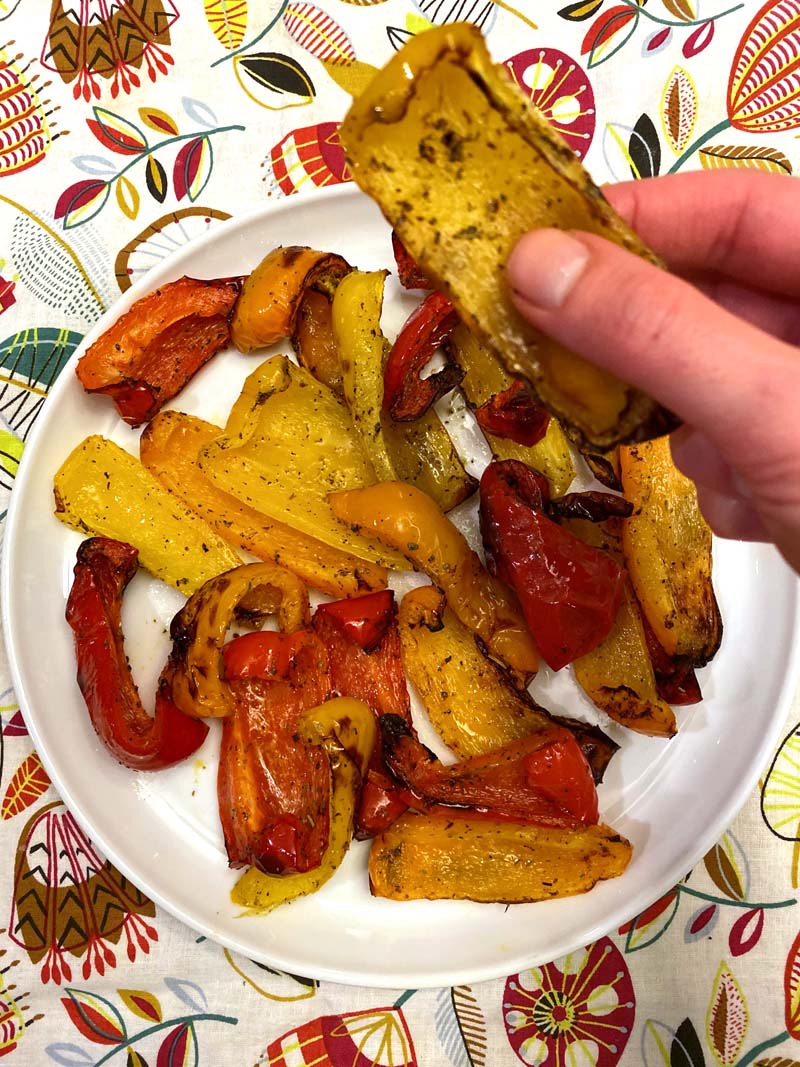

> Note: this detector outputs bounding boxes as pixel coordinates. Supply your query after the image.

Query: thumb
[506,228,800,471]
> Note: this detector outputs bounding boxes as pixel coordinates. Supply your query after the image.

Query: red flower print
[504,938,635,1066]
[504,48,596,158]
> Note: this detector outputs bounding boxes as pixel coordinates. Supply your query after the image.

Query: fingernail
[507,229,591,310]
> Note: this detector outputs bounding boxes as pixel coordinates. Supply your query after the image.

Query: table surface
[0,2,799,1065]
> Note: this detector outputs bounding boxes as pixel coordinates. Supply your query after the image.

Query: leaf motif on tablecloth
[762,722,800,842]
[234,52,315,110]
[661,67,697,153]
[435,986,486,1067]
[283,3,356,65]
[672,1017,706,1067]
[684,903,718,943]
[62,987,127,1045]
[43,0,178,101]
[661,0,695,21]
[114,207,231,291]
[728,0,800,134]
[116,177,141,220]
[0,45,61,177]
[643,1017,707,1067]
[222,950,317,1001]
[173,137,213,202]
[628,112,661,177]
[784,930,800,1038]
[706,963,748,1067]
[559,0,604,22]
[682,20,714,59]
[755,1059,800,1067]
[3,709,28,737]
[582,5,639,68]
[619,888,679,951]
[0,424,22,491]
[728,908,764,957]
[1,752,50,820]
[45,1042,95,1065]
[119,989,163,1023]
[204,0,247,50]
[88,108,149,156]
[55,180,110,229]
[265,1007,417,1066]
[164,977,207,1012]
[139,107,180,137]
[157,1020,198,1066]
[10,802,158,985]
[704,833,749,901]
[145,157,168,203]
[0,937,41,1059]
[643,27,672,57]
[322,58,381,97]
[0,327,82,441]
[698,145,793,175]
[127,1050,151,1067]
[268,121,350,196]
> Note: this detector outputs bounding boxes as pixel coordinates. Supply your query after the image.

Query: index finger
[603,170,800,298]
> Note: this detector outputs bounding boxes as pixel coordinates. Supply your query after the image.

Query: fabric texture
[0,1,798,1064]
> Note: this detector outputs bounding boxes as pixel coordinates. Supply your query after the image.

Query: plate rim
[3,182,800,988]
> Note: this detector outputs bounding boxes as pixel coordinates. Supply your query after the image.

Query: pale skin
[506,170,800,574]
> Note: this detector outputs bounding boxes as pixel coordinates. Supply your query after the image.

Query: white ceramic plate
[3,184,799,988]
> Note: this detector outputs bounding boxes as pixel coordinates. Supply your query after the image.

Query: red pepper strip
[383,291,464,421]
[391,231,434,290]
[65,537,209,771]
[76,277,242,427]
[313,589,394,653]
[641,612,703,706]
[218,630,333,874]
[380,714,598,827]
[480,460,626,671]
[222,630,308,681]
[474,380,551,447]
[357,769,411,837]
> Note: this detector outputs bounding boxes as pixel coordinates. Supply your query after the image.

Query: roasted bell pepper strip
[474,380,550,447]
[222,630,309,681]
[583,452,623,492]
[383,291,464,421]
[329,481,539,681]
[168,561,310,720]
[76,276,241,426]
[230,698,375,911]
[380,714,597,827]
[397,584,617,778]
[641,611,703,706]
[292,288,345,399]
[480,460,626,671]
[231,246,350,353]
[65,538,209,771]
[391,231,433,290]
[219,631,332,874]
[369,813,632,904]
[548,491,633,524]
[314,589,394,653]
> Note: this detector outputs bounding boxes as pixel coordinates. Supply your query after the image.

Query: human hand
[506,170,800,574]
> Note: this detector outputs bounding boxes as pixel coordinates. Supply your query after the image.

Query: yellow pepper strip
[53,434,241,594]
[140,410,388,597]
[620,436,722,663]
[231,698,375,913]
[569,517,676,738]
[369,812,632,903]
[339,23,673,449]
[329,481,538,680]
[168,562,310,720]
[198,355,409,571]
[333,269,476,512]
[449,323,575,497]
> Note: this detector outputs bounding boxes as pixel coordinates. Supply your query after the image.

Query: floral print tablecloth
[0,1,799,1065]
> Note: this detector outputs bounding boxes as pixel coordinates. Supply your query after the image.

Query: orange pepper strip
[329,481,538,680]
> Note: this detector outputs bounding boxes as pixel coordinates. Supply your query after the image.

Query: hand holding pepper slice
[383,292,464,421]
[76,276,242,426]
[65,537,209,771]
[480,460,626,671]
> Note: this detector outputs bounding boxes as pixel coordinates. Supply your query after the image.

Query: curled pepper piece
[168,561,310,720]
[380,714,597,828]
[548,491,633,524]
[76,276,242,426]
[231,245,350,354]
[474,380,551,447]
[231,698,375,911]
[219,631,332,874]
[480,460,626,671]
[65,538,209,771]
[583,451,623,493]
[383,291,464,421]
[329,481,539,681]
[641,612,702,706]
[391,231,433,290]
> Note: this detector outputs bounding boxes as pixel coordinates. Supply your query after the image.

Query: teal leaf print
[0,327,83,440]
